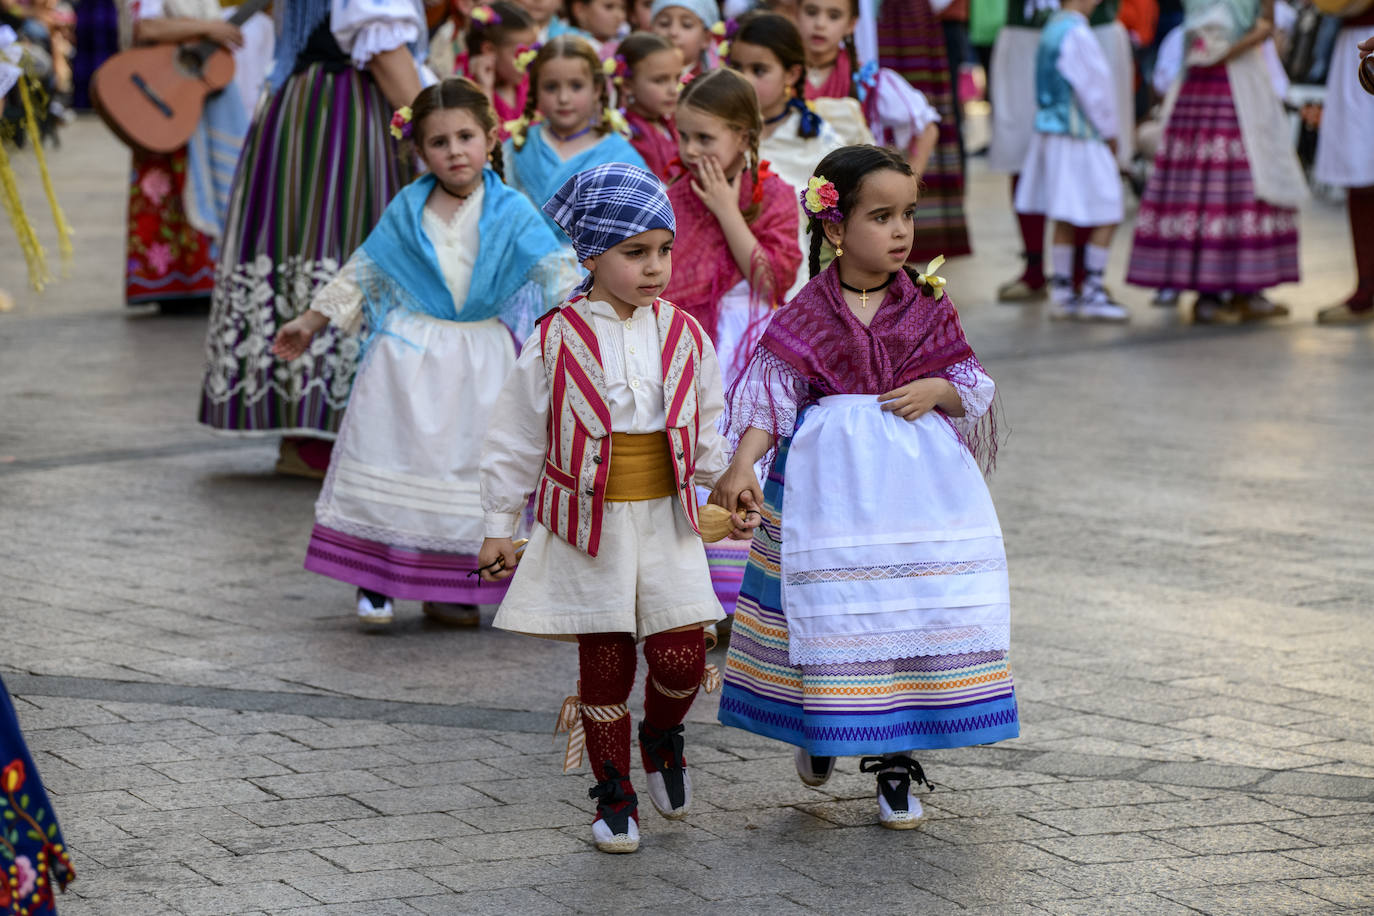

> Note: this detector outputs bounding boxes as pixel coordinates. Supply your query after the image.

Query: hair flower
[603,106,630,137]
[470,4,501,24]
[610,53,630,85]
[389,106,413,140]
[802,175,842,222]
[514,43,541,73]
[710,20,727,36]
[852,60,879,103]
[915,254,947,297]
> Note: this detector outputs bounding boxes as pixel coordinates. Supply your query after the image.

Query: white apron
[780,395,1011,667]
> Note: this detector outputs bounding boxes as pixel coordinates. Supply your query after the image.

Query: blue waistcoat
[1033,12,1099,140]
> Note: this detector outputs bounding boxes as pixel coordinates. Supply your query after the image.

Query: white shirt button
[628,346,636,355]
[630,379,640,389]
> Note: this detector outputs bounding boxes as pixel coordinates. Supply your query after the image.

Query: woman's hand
[879,377,959,421]
[690,156,742,221]
[477,537,520,581]
[202,20,243,48]
[271,313,326,361]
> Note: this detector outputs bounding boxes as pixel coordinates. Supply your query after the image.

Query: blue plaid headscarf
[542,164,676,262]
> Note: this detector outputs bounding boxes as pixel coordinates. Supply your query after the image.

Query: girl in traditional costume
[1125,0,1306,323]
[1013,0,1129,322]
[616,30,683,181]
[798,0,953,264]
[198,0,431,477]
[664,68,802,622]
[478,163,744,854]
[271,79,579,630]
[503,35,647,241]
[729,10,846,300]
[649,0,718,80]
[714,145,1017,829]
[568,0,627,55]
[459,2,538,139]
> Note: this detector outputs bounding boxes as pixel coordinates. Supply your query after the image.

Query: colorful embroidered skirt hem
[718,438,1019,756]
[304,525,510,604]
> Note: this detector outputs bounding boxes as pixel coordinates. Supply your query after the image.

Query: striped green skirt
[198,65,413,435]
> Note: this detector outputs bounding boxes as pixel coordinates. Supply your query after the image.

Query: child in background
[715,145,1017,829]
[650,0,721,81]
[503,36,648,241]
[617,31,684,180]
[1014,0,1129,322]
[478,163,745,854]
[462,2,539,136]
[570,0,628,55]
[729,10,846,299]
[629,0,654,30]
[664,68,802,622]
[799,0,941,185]
[272,79,579,629]
[516,0,581,41]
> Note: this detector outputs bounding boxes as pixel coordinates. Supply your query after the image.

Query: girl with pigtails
[271,78,581,630]
[501,35,648,242]
[662,67,802,626]
[615,30,685,181]
[713,145,1019,830]
[457,2,539,139]
[728,10,846,299]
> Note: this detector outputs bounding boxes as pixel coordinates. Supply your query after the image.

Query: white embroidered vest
[534,297,705,557]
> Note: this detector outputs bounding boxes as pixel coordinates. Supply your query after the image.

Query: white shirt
[1057,14,1119,140]
[480,299,731,538]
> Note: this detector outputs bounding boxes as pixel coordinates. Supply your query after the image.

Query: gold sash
[604,432,676,502]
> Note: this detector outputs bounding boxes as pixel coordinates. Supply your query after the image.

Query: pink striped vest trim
[535,297,705,557]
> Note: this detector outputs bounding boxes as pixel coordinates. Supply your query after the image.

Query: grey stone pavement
[1,118,1372,915]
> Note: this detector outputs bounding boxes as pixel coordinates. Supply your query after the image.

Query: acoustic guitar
[90,0,271,155]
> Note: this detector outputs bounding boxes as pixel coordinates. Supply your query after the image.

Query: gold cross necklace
[839,272,897,308]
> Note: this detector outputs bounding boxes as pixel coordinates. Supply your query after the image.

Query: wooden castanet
[1361,54,1374,96]
[697,502,755,543]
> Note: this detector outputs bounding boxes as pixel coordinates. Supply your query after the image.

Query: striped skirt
[718,439,1020,757]
[198,65,412,435]
[877,0,972,261]
[1126,64,1300,294]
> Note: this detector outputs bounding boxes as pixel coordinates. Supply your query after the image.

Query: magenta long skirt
[1127,64,1300,294]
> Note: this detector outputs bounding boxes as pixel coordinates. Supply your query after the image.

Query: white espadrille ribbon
[554,683,629,773]
[650,664,722,699]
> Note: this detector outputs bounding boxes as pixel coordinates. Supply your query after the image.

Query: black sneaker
[859,755,933,829]
[639,723,691,819]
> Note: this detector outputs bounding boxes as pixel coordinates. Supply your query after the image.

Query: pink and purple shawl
[726,263,998,472]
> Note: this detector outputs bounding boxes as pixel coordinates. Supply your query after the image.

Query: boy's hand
[477,537,520,581]
[710,462,763,538]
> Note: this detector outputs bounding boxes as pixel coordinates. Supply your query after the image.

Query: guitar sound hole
[176,47,205,77]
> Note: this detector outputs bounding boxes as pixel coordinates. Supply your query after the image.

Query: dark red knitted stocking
[640,629,706,772]
[1348,185,1374,310]
[1072,225,1092,289]
[1011,175,1046,288]
[576,633,636,783]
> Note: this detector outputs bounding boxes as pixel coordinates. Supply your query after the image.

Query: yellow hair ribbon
[0,140,47,291]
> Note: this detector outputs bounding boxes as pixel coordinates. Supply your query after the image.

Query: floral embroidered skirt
[877,0,972,261]
[718,423,1020,758]
[125,149,215,305]
[1127,64,1300,294]
[1,677,74,914]
[197,64,411,436]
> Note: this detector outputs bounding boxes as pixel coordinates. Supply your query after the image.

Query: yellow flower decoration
[388,105,413,140]
[717,39,730,58]
[515,46,539,73]
[710,20,727,35]
[603,106,630,136]
[504,114,533,148]
[602,57,618,76]
[915,254,947,296]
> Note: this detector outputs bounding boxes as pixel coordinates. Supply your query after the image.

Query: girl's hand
[468,51,497,95]
[879,377,957,422]
[690,156,741,220]
[477,537,520,581]
[1360,34,1374,59]
[271,315,322,361]
[710,461,763,538]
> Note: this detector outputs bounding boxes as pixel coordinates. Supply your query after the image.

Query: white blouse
[311,184,486,333]
[330,0,426,70]
[480,299,731,538]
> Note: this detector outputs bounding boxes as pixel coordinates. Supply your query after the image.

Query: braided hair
[805,145,911,278]
[407,77,507,181]
[464,1,534,56]
[677,68,765,223]
[731,10,820,139]
[513,35,615,150]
